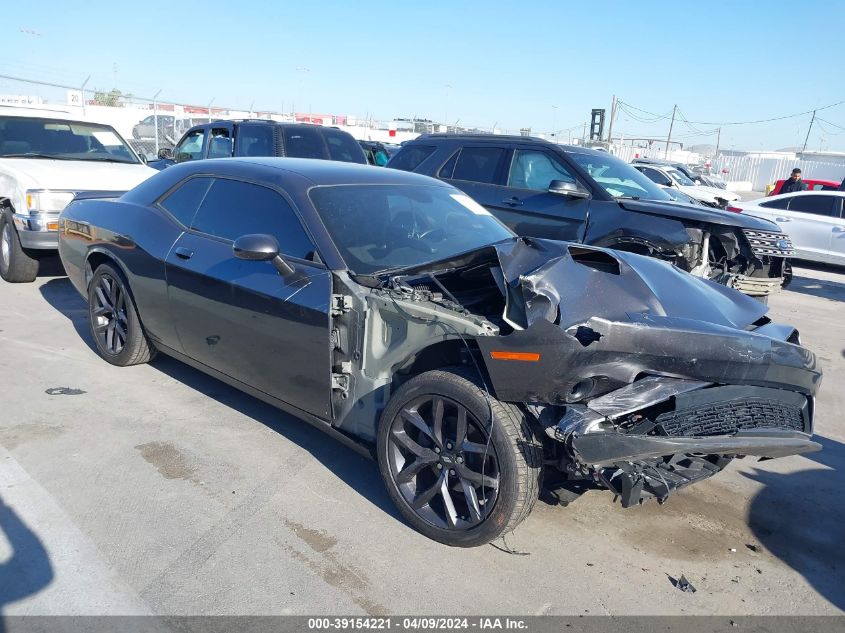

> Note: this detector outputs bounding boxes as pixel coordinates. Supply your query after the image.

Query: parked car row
[0,108,825,547]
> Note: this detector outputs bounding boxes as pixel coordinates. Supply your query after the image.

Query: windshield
[309,184,514,274]
[666,168,695,186]
[0,116,140,164]
[570,152,671,201]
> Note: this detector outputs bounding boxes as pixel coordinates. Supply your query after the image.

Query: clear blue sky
[2,0,844,150]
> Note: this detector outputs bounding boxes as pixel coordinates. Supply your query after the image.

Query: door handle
[775,217,791,222]
[502,197,523,207]
[174,246,194,260]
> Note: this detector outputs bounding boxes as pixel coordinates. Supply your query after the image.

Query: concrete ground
[0,257,843,616]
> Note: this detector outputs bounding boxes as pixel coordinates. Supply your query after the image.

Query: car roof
[412,133,599,153]
[212,156,451,186]
[745,190,845,205]
[0,106,102,125]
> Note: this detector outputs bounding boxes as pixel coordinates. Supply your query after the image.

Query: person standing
[781,168,808,194]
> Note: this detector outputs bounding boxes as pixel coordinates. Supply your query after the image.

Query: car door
[489,146,590,241]
[774,194,841,262]
[437,144,511,220]
[164,176,332,418]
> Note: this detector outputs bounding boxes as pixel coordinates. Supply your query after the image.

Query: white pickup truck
[0,108,156,282]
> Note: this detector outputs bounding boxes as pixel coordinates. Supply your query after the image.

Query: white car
[0,108,157,282]
[634,163,740,208]
[729,191,845,266]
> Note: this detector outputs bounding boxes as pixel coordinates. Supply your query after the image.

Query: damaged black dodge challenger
[58,158,821,547]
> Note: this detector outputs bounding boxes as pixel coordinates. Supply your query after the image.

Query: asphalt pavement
[1,256,843,616]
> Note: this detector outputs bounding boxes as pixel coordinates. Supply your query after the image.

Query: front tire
[87,263,156,366]
[377,368,542,547]
[0,210,40,283]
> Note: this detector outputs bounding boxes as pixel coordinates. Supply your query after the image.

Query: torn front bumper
[543,377,820,506]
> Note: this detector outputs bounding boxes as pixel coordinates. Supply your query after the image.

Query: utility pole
[606,95,617,145]
[714,127,721,158]
[802,110,817,152]
[664,104,677,159]
[582,121,587,144]
[152,88,162,155]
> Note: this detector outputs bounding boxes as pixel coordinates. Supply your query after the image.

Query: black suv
[149,120,367,170]
[388,134,792,297]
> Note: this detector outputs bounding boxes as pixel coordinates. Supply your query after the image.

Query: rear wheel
[87,263,156,366]
[377,368,542,547]
[0,209,40,283]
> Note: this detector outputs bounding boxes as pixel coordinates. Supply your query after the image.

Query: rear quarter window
[324,129,367,163]
[387,144,436,172]
[283,126,327,159]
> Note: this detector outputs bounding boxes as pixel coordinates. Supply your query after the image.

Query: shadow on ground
[148,355,404,525]
[38,278,404,528]
[0,497,53,626]
[39,277,96,353]
[787,264,845,303]
[746,435,845,611]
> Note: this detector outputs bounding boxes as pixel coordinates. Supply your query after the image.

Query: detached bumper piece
[724,273,784,297]
[549,381,820,507]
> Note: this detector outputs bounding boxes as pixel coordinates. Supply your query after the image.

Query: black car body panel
[59,158,820,518]
[387,135,792,297]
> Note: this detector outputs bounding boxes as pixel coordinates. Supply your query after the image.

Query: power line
[816,117,845,132]
[620,97,845,126]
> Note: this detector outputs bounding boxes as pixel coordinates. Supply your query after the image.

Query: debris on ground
[45,387,86,396]
[746,543,760,553]
[729,548,737,553]
[669,574,697,593]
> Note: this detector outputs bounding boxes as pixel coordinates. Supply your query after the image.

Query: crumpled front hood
[495,238,767,332]
[469,238,819,403]
[618,198,779,231]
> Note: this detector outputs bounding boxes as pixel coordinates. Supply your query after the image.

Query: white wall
[712,152,845,191]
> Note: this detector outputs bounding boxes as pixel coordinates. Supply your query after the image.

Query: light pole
[444,83,452,130]
[152,89,162,155]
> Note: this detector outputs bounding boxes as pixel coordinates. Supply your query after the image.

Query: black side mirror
[233,233,294,276]
[138,154,148,164]
[548,179,591,199]
[157,147,173,159]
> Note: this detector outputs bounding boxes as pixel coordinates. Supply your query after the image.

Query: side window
[760,197,792,210]
[449,147,505,184]
[639,167,671,186]
[207,127,233,159]
[282,126,327,159]
[174,129,205,162]
[507,150,577,191]
[324,129,366,163]
[236,124,276,157]
[388,144,436,171]
[158,177,213,226]
[190,179,316,259]
[788,194,836,217]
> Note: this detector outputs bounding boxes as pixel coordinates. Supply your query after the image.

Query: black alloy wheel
[387,394,500,530]
[91,271,129,355]
[377,368,542,547]
[87,263,156,366]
